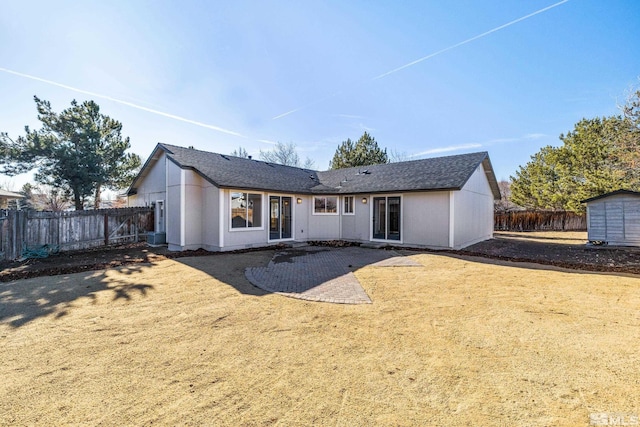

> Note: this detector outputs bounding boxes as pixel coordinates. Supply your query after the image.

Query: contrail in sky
[272,90,343,120]
[372,0,569,80]
[273,0,570,120]
[411,143,483,157]
[0,67,246,138]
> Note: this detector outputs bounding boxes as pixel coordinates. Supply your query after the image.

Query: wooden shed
[582,189,640,246]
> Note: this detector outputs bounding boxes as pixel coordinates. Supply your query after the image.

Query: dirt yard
[1,234,639,426]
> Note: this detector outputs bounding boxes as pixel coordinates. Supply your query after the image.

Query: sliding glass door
[269,196,292,240]
[372,196,401,241]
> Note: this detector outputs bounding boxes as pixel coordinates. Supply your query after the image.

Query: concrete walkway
[245,246,422,304]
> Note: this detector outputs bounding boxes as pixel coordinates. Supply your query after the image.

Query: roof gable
[130,143,501,199]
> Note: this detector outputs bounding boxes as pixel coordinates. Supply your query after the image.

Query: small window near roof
[343,196,354,215]
[313,196,338,214]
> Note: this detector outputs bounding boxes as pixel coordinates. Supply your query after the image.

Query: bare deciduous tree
[230,146,249,158]
[259,142,316,169]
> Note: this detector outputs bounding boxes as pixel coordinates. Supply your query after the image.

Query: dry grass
[1,248,639,426]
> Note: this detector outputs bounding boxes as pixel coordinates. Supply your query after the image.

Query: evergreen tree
[510,116,640,213]
[330,132,388,169]
[0,97,140,210]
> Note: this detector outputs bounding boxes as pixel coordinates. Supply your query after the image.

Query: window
[313,196,338,214]
[231,192,262,228]
[343,196,354,215]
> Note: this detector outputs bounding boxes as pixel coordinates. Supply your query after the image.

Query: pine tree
[0,96,141,210]
[329,132,388,169]
[510,116,640,213]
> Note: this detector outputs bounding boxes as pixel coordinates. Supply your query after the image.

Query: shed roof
[129,143,501,199]
[581,189,640,203]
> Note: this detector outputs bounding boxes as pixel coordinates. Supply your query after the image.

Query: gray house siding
[202,183,220,251]
[182,170,204,250]
[128,152,167,207]
[453,164,494,249]
[166,160,183,251]
[341,198,370,242]
[308,211,341,240]
[294,197,310,242]
[402,192,450,248]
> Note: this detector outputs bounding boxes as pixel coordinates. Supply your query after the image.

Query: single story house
[582,189,640,246]
[128,143,500,251]
[0,189,25,209]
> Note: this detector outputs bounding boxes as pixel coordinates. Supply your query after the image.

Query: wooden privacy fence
[494,210,586,232]
[0,207,154,261]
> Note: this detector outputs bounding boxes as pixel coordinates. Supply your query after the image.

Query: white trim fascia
[449,191,455,249]
[180,169,186,247]
[219,189,225,248]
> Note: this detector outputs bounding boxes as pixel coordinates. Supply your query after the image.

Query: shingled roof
[129,143,500,199]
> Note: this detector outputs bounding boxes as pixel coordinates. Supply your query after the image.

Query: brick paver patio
[245,246,422,304]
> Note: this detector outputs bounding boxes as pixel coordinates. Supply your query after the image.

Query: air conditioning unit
[147,232,166,245]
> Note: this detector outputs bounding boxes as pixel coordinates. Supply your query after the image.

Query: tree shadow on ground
[0,264,156,329]
[170,250,274,297]
[174,246,419,300]
[171,243,637,303]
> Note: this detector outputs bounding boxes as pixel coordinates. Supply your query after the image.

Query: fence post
[8,210,16,260]
[104,213,109,246]
[135,212,139,242]
[7,210,27,260]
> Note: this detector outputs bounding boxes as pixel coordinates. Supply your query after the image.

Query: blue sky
[1,0,639,191]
